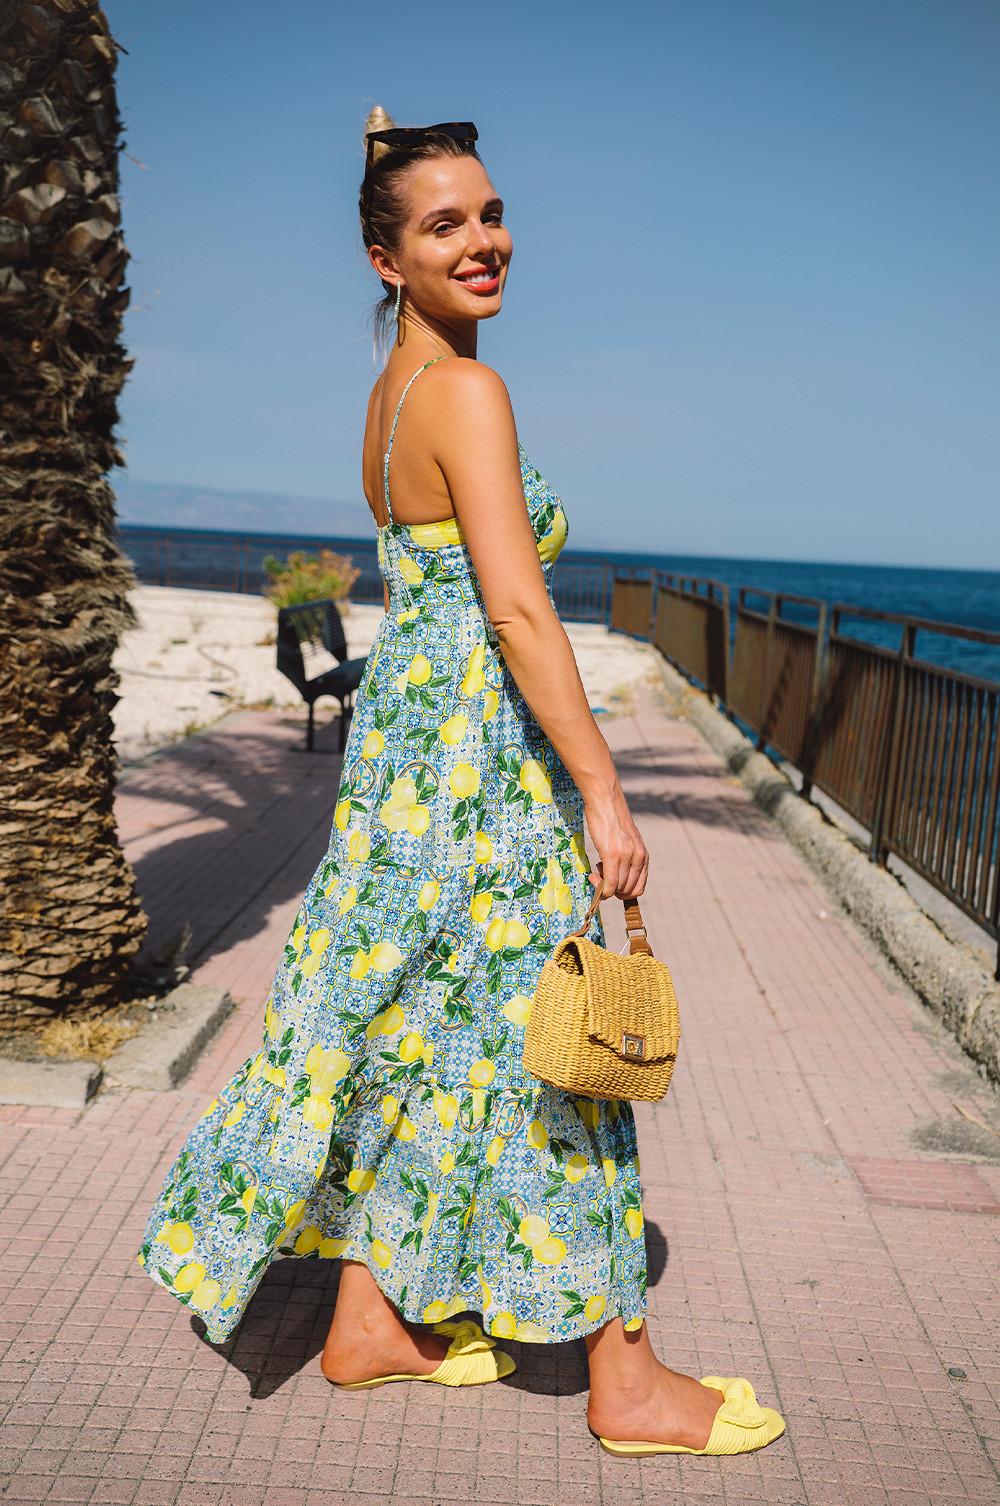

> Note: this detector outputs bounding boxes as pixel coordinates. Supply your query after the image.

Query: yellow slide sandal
[596,1375,786,1456]
[330,1319,517,1390]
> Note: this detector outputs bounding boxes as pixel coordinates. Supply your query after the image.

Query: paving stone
[0,698,997,1506]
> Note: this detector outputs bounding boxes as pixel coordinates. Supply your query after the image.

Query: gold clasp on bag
[621,1031,646,1061]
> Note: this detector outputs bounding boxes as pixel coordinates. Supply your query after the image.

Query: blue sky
[106,0,999,566]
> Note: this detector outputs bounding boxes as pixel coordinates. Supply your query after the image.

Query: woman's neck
[397,306,477,360]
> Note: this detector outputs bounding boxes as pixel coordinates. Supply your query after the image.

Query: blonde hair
[359,103,482,365]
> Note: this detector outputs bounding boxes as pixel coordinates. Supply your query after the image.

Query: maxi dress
[135,357,649,1345]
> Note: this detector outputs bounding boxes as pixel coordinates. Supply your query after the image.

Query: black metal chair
[276,599,368,752]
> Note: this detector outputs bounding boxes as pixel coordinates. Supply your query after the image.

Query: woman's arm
[432,359,647,900]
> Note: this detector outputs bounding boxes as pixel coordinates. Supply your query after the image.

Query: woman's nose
[467,219,495,254]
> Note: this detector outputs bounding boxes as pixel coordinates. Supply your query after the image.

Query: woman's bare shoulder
[429,355,511,404]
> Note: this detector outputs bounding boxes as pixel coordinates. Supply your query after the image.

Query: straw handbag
[523,887,681,1102]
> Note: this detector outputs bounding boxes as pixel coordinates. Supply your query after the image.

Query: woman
[135,107,784,1460]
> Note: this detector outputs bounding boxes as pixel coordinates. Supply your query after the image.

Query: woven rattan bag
[523,887,681,1102]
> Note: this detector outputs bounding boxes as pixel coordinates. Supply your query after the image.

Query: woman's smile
[453,264,501,294]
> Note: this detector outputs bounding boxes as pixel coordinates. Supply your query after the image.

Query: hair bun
[363,104,396,162]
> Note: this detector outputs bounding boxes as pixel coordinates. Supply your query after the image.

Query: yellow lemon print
[338,885,358,917]
[460,643,486,696]
[483,689,499,721]
[570,830,590,873]
[450,762,480,799]
[624,1316,644,1332]
[502,992,533,1026]
[491,1312,518,1339]
[470,891,493,923]
[174,1261,206,1293]
[222,1101,245,1128]
[584,1294,606,1323]
[434,1091,459,1128]
[517,1214,550,1249]
[439,1150,456,1175]
[423,1300,449,1323]
[369,941,404,973]
[438,714,467,746]
[221,1285,239,1310]
[366,1003,405,1040]
[348,830,371,862]
[625,1208,644,1239]
[474,830,493,863]
[156,1221,194,1255]
[539,856,573,915]
[519,758,552,804]
[370,1238,393,1269]
[240,1186,257,1216]
[301,1094,334,1131]
[381,1094,399,1125]
[294,1226,323,1255]
[398,556,423,586]
[380,774,429,836]
[468,1058,496,1088]
[532,1235,566,1266]
[417,879,440,911]
[564,1154,588,1184]
[602,1158,617,1187]
[397,1031,424,1063]
[362,729,384,759]
[189,1278,222,1313]
[334,801,350,831]
[526,1119,548,1150]
[392,1115,417,1141]
[347,1168,375,1194]
[319,1236,350,1258]
[485,1136,505,1167]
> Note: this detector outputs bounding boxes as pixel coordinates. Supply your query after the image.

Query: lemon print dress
[136,357,648,1345]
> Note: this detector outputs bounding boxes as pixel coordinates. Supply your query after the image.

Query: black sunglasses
[365,121,479,173]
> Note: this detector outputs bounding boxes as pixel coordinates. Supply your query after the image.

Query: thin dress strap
[382,355,449,524]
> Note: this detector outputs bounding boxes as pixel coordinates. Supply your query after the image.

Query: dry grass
[36,1011,141,1062]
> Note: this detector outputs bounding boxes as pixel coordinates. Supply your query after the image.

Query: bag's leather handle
[568,884,654,956]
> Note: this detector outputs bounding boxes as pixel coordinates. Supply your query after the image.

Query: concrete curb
[653,654,1000,1087]
[0,1058,103,1109]
[103,983,235,1092]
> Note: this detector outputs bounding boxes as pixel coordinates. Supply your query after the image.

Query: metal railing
[118,525,616,624]
[614,573,1000,976]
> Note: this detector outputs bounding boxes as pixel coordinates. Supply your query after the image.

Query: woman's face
[375,154,513,322]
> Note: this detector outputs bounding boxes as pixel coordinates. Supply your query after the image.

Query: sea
[118,524,1000,686]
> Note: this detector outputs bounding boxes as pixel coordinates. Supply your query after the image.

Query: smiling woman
[133,103,785,1464]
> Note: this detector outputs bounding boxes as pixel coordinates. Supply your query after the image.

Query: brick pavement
[1,687,999,1506]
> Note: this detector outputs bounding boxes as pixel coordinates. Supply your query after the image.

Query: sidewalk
[1,687,998,1506]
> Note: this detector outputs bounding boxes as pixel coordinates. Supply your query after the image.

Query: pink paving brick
[849,1157,1000,1213]
[1,692,999,1506]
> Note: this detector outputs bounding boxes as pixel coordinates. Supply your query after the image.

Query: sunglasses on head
[365,121,479,173]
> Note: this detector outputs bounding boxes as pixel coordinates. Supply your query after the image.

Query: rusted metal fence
[612,574,1000,976]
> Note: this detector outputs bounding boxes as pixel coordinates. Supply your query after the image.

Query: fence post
[719,582,730,707]
[800,600,827,799]
[869,619,916,866]
[757,594,778,751]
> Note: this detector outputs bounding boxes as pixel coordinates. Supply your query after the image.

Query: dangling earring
[394,282,403,321]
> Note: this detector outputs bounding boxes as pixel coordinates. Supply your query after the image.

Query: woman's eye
[433,222,456,235]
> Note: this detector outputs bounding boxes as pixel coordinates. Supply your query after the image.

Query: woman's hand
[583,782,649,901]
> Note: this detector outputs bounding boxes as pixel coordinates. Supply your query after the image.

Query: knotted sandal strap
[428,1318,516,1386]
[697,1376,782,1455]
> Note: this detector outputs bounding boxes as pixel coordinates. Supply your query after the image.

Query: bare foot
[588,1362,725,1449]
[321,1316,450,1385]
[320,1259,450,1386]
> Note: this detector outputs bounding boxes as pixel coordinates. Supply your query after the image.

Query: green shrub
[262,548,360,610]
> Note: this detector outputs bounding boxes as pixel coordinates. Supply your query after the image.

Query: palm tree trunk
[0,0,147,1025]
